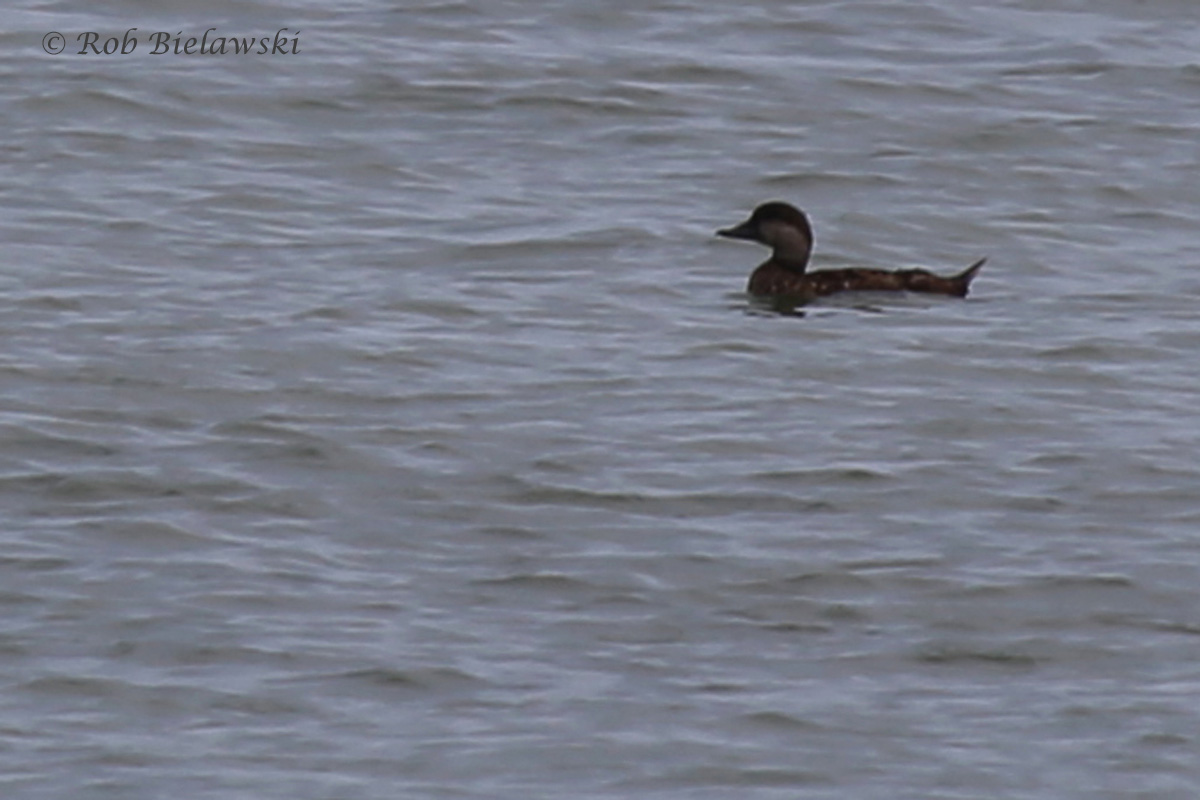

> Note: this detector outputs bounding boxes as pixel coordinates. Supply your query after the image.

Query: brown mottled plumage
[717,201,985,300]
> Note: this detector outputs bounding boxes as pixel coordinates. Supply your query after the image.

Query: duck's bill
[716,221,755,239]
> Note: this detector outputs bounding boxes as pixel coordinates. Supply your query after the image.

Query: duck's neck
[772,252,809,273]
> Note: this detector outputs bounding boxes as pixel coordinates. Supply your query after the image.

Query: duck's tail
[951,257,987,297]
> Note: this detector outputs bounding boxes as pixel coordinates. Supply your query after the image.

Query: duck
[717,201,985,299]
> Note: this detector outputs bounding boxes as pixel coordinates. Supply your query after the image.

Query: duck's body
[745,260,986,298]
[718,201,985,300]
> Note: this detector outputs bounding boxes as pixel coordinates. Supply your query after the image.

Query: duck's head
[717,201,814,272]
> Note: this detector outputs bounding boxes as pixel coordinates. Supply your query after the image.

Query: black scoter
[718,201,985,299]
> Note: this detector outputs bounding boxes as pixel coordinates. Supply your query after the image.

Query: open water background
[4,1,1200,797]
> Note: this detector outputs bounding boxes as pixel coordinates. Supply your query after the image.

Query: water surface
[4,1,1200,798]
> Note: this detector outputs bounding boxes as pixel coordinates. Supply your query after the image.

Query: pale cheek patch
[758,220,788,247]
[758,220,811,266]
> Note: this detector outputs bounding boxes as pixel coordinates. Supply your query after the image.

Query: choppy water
[4,1,1200,797]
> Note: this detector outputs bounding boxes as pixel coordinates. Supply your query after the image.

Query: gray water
[4,1,1200,797]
